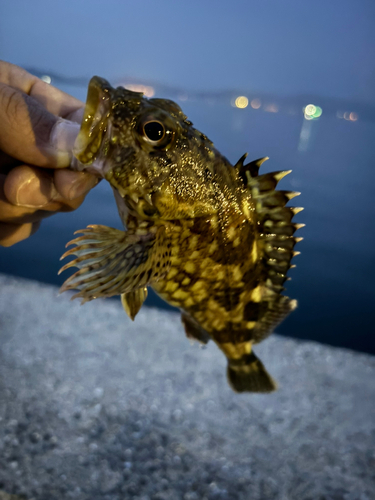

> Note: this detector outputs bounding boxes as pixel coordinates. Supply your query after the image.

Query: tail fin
[227,352,277,393]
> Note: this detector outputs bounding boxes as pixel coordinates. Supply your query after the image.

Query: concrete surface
[0,273,374,500]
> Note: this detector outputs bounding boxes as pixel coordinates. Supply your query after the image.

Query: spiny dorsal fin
[236,155,269,183]
[246,165,303,293]
[234,153,248,170]
[240,158,304,342]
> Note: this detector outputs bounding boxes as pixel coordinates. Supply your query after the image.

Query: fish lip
[71,126,113,178]
[72,76,113,173]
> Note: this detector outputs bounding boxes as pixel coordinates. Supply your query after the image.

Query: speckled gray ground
[0,273,374,500]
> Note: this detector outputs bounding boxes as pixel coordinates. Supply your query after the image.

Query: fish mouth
[72,76,113,175]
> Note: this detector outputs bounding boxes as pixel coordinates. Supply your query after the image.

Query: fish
[59,76,303,393]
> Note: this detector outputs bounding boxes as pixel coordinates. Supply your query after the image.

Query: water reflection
[1,71,374,354]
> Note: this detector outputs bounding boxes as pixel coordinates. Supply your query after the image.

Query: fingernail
[50,118,80,167]
[67,174,98,200]
[16,173,54,207]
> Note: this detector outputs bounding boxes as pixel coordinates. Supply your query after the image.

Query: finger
[0,221,38,247]
[0,60,83,117]
[0,82,80,168]
[0,178,53,224]
[0,172,55,223]
[66,107,84,124]
[54,169,98,200]
[3,165,94,211]
[1,170,86,224]
[2,166,57,208]
[0,173,38,222]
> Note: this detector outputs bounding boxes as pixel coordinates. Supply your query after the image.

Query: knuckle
[0,84,55,146]
[31,105,53,141]
[0,87,24,125]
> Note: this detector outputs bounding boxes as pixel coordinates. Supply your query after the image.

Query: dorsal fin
[242,158,304,343]
[236,155,269,183]
[234,153,248,170]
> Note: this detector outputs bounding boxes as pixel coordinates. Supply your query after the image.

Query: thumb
[49,117,81,166]
[0,82,80,168]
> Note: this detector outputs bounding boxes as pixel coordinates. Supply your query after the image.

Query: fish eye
[135,112,176,150]
[143,121,165,143]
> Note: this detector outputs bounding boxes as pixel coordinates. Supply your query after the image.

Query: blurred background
[0,0,374,354]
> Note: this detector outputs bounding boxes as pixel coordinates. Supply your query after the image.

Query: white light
[304,104,316,116]
[41,75,51,84]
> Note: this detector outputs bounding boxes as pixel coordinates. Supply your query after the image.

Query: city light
[125,84,155,97]
[234,96,249,109]
[304,104,322,120]
[32,70,363,124]
[250,98,261,109]
[264,103,278,113]
[313,106,322,118]
[337,111,359,121]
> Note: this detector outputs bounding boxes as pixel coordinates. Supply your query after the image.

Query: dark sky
[1,0,374,103]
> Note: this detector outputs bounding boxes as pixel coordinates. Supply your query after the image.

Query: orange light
[250,98,261,109]
[264,104,278,113]
[125,84,155,97]
[349,112,358,121]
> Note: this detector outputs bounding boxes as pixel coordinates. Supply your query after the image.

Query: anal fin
[227,352,277,393]
[121,288,148,321]
[181,313,211,344]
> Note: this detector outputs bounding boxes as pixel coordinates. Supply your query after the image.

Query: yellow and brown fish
[59,77,303,393]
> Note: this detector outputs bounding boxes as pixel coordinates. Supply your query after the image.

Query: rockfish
[60,77,303,393]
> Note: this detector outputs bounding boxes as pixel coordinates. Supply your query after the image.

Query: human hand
[0,60,98,247]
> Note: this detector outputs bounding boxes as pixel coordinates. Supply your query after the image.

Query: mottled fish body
[60,77,303,393]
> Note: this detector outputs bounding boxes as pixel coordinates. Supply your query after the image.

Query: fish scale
[60,76,303,393]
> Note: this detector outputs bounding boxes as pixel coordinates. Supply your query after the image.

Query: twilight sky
[0,0,374,102]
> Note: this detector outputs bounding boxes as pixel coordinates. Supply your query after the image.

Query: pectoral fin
[121,288,148,321]
[59,225,170,303]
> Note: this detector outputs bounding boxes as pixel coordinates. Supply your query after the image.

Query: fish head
[73,76,223,222]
